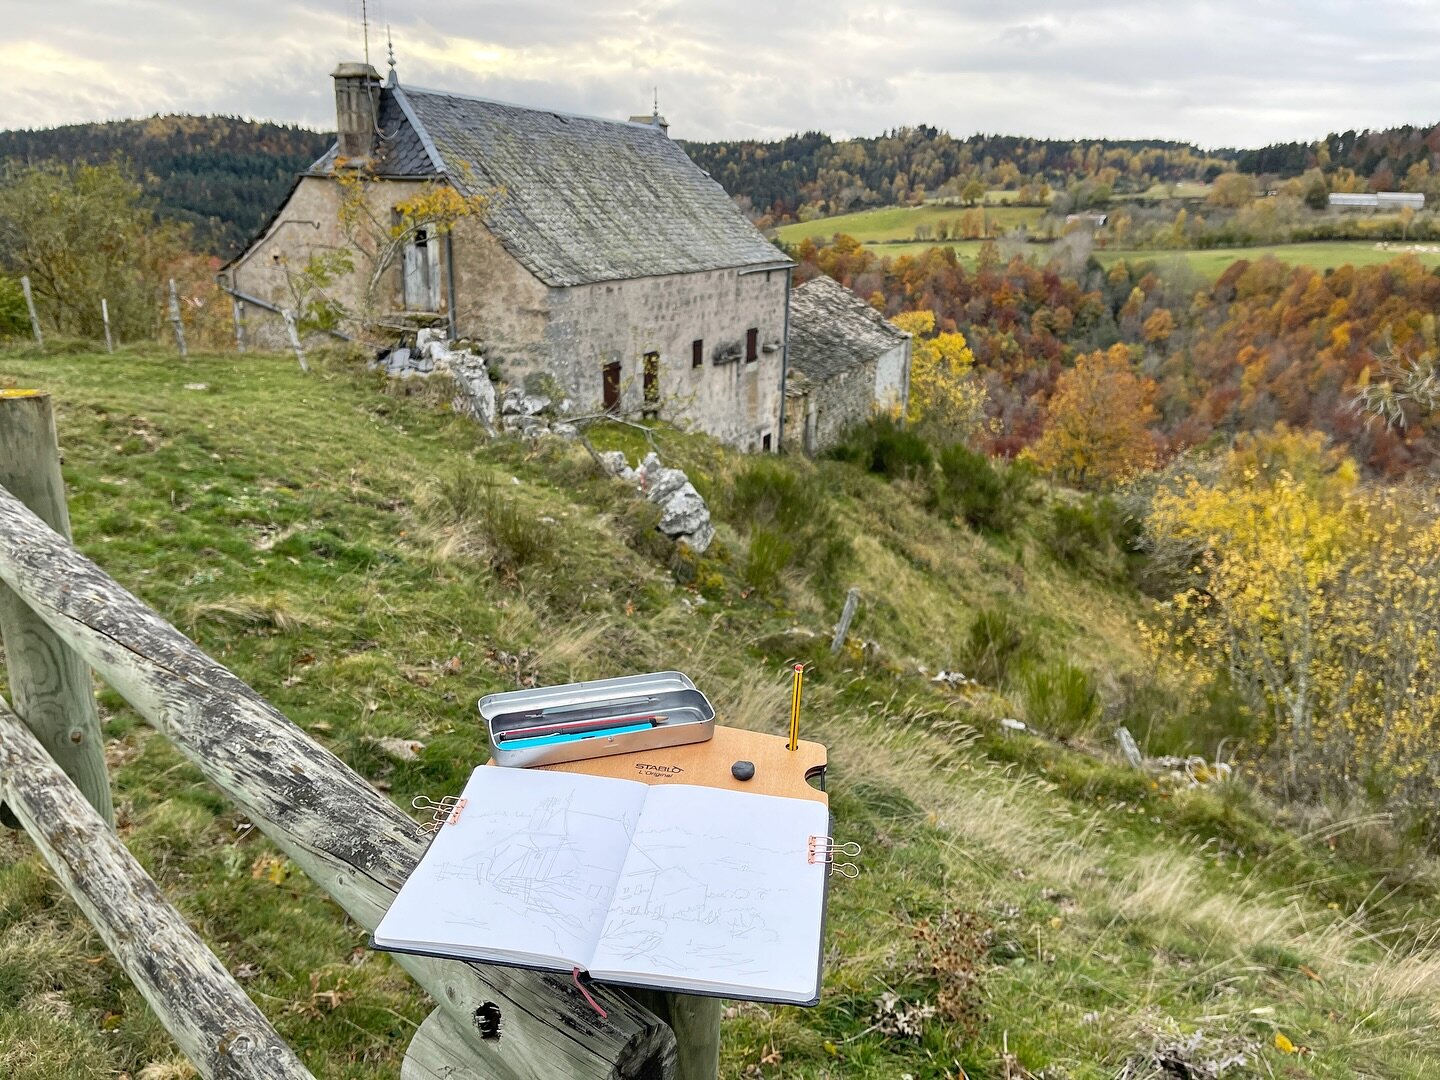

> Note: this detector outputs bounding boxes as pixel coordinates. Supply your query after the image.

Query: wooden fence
[0,390,705,1078]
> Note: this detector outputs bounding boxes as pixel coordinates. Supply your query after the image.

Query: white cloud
[3,1,1438,145]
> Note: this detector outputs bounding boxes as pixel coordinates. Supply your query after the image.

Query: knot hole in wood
[474,1001,501,1039]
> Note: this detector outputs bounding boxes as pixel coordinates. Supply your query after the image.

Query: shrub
[1045,496,1137,579]
[723,458,848,591]
[427,467,555,577]
[1114,672,1260,760]
[962,608,1027,685]
[930,445,1037,533]
[829,416,933,481]
[0,276,27,339]
[743,525,795,591]
[1020,661,1099,738]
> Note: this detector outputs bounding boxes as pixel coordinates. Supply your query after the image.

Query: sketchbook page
[588,785,830,1003]
[374,767,648,970]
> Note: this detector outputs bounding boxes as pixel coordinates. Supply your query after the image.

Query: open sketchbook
[373,765,831,1005]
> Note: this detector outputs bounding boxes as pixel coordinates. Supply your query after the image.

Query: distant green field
[775,202,1046,246]
[1115,181,1212,202]
[830,238,1440,279]
[1096,242,1440,277]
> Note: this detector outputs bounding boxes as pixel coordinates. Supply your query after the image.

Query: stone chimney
[331,62,382,163]
[628,111,670,137]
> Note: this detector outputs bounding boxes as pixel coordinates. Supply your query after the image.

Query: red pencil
[496,713,669,742]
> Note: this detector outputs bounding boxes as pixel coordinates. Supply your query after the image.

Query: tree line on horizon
[0,115,332,256]
[3,112,1439,256]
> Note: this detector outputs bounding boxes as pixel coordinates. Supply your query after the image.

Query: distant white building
[1328,192,1425,210]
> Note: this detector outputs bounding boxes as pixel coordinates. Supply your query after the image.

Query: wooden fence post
[281,309,310,373]
[0,482,676,1078]
[629,990,720,1080]
[168,278,188,358]
[20,275,42,346]
[101,298,114,353]
[0,697,315,1079]
[831,587,861,655]
[233,297,246,353]
[0,390,113,827]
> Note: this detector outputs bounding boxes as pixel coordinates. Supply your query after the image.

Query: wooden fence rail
[0,695,315,1079]
[0,476,676,1078]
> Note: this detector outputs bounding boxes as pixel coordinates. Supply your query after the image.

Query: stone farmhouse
[220,62,793,451]
[784,276,912,454]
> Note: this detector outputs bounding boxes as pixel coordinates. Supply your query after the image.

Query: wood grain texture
[0,695,316,1079]
[527,725,828,804]
[0,392,113,826]
[0,485,675,1080]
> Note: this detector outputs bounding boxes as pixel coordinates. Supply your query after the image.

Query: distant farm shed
[220,61,791,451]
[784,275,911,454]
[1329,192,1425,210]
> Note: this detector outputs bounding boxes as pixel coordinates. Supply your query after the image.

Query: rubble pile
[597,450,715,554]
[372,329,498,434]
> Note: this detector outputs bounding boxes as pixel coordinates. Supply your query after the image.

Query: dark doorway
[642,352,660,419]
[603,361,621,411]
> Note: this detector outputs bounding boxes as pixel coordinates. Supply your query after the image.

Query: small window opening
[746,328,759,362]
[642,352,660,419]
[692,339,704,368]
[603,361,621,411]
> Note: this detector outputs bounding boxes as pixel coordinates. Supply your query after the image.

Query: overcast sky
[6,1,1440,147]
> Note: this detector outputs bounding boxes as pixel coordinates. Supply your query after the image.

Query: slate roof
[787,276,910,383]
[305,80,788,288]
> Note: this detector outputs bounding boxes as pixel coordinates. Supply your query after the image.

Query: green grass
[775,202,1045,246]
[1093,241,1440,278]
[2,345,1440,1078]
[824,236,1440,279]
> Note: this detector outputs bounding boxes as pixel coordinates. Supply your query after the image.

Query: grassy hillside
[776,203,1046,247]
[848,238,1440,278]
[2,347,1439,1079]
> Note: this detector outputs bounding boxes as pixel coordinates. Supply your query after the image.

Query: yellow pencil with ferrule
[788,663,804,751]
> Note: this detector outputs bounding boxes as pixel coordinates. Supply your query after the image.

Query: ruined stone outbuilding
[220,61,792,452]
[784,275,912,454]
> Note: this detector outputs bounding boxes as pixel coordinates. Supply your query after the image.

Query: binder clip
[413,794,467,833]
[808,835,862,878]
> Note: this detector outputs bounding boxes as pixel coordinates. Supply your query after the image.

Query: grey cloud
[4,1,1440,146]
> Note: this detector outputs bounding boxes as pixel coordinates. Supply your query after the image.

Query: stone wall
[222,175,432,349]
[873,339,911,416]
[543,267,787,451]
[787,359,879,454]
[448,225,789,451]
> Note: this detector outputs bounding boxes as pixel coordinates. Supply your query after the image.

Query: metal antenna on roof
[360,0,371,67]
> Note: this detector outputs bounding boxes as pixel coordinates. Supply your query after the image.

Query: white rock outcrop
[374,330,497,435]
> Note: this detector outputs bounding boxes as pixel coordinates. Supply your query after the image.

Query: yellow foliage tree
[1145,427,1440,826]
[1142,307,1175,347]
[1027,344,1157,487]
[892,310,987,444]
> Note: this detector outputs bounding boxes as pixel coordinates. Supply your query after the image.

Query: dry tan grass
[181,595,320,633]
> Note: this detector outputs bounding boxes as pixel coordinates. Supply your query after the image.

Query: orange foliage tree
[1027,345,1158,487]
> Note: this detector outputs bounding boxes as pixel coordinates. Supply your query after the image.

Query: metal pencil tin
[480,670,716,768]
